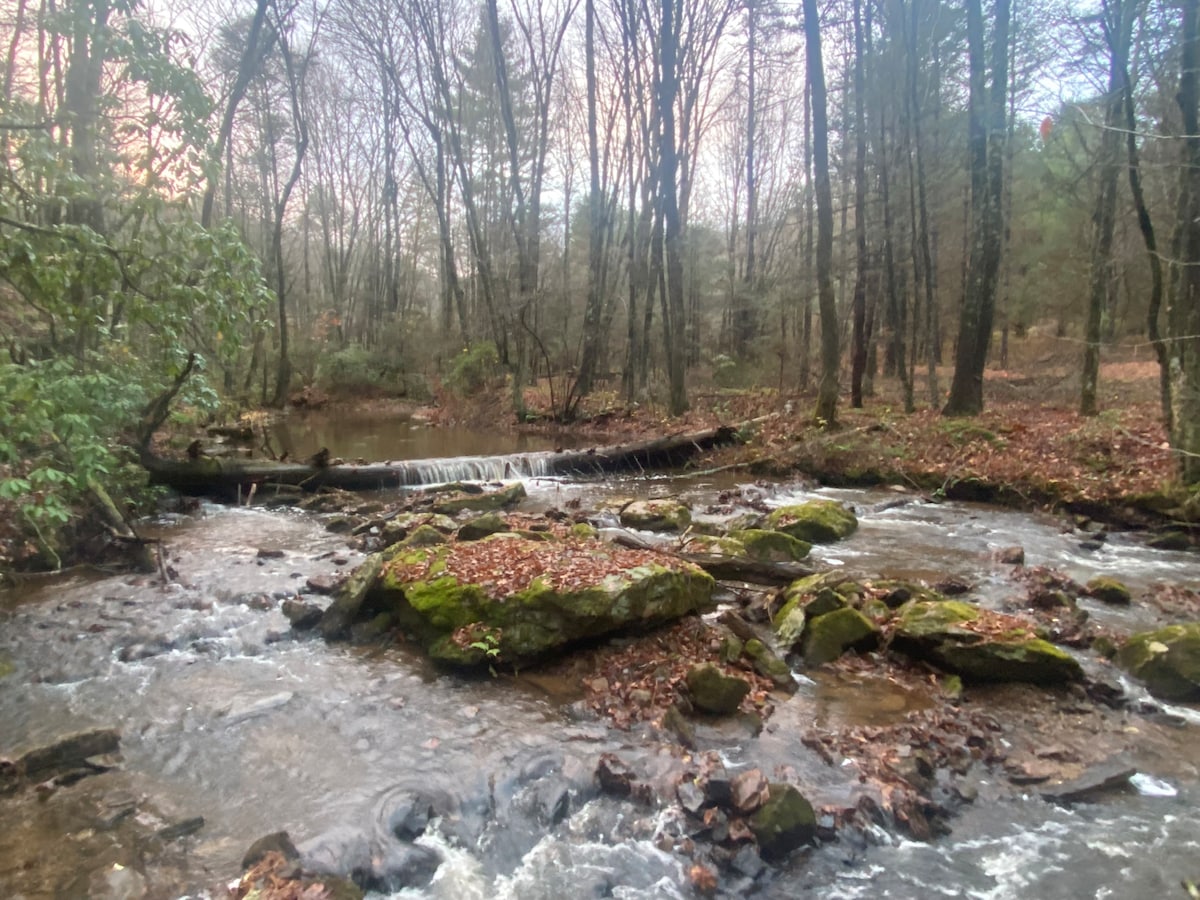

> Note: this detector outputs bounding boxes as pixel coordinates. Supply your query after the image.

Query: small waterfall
[390,451,564,485]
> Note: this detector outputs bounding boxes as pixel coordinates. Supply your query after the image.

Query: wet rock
[256,548,286,559]
[677,780,707,815]
[742,638,795,690]
[385,790,445,840]
[1147,530,1191,551]
[730,844,766,879]
[224,691,294,725]
[749,783,816,859]
[458,512,510,541]
[662,703,697,749]
[243,831,300,869]
[802,607,881,666]
[1084,576,1132,605]
[157,816,205,841]
[282,599,324,631]
[118,638,175,662]
[535,778,572,826]
[596,753,635,796]
[1039,756,1136,803]
[88,863,148,899]
[1116,624,1200,701]
[995,546,1025,565]
[359,535,713,665]
[432,482,527,514]
[15,728,121,780]
[730,768,770,814]
[765,499,858,544]
[378,513,458,547]
[891,600,1084,685]
[620,498,692,532]
[686,663,751,715]
[305,574,341,595]
[873,580,949,609]
[320,552,387,639]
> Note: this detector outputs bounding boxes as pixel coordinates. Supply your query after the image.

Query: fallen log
[142,425,740,497]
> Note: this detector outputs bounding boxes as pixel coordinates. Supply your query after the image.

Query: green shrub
[447,341,501,395]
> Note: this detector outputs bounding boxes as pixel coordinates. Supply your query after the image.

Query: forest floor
[425,335,1194,530]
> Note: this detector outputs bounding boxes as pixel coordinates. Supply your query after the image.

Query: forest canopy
[1,0,1199,560]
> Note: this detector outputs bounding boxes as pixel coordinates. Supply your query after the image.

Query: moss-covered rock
[772,573,859,649]
[729,529,812,562]
[1084,576,1132,605]
[749,783,816,859]
[620,498,692,532]
[432,482,527,514]
[743,638,796,690]
[1116,624,1200,701]
[380,514,457,547]
[354,535,713,665]
[765,499,858,544]
[892,600,1083,685]
[457,513,510,541]
[686,663,751,714]
[802,607,880,666]
[400,525,448,547]
[871,579,949,609]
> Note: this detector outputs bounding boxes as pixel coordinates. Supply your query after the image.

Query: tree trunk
[849,0,869,409]
[1169,0,1200,483]
[659,0,689,415]
[943,0,1010,417]
[804,0,839,426]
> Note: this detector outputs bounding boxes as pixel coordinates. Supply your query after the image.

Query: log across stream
[142,425,740,495]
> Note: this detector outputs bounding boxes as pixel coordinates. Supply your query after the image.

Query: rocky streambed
[1,474,1198,899]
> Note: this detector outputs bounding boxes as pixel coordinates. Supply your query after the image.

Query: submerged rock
[1117,624,1200,701]
[686,663,752,714]
[765,499,858,544]
[891,600,1083,685]
[330,534,713,665]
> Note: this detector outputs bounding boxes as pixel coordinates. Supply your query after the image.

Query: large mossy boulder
[334,535,714,665]
[891,600,1083,685]
[765,499,858,544]
[620,499,692,532]
[1116,624,1200,701]
[802,607,880,666]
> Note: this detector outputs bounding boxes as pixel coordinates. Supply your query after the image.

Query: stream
[2,412,1198,899]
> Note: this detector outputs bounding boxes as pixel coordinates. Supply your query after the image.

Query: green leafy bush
[447,341,501,395]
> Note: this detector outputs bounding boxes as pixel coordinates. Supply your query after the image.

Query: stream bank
[2,459,1197,898]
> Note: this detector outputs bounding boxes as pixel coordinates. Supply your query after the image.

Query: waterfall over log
[142,425,740,497]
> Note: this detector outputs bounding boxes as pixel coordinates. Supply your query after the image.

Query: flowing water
[2,414,1198,899]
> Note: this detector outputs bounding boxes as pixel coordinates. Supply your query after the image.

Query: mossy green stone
[686,534,748,556]
[1117,624,1200,701]
[0,654,13,679]
[729,529,812,562]
[686,663,751,714]
[1085,576,1132,605]
[458,513,509,541]
[749,783,816,859]
[401,524,448,547]
[935,638,1083,684]
[432,482,527,514]
[773,599,807,649]
[766,499,858,544]
[802,607,880,665]
[620,499,692,532]
[894,600,981,640]
[370,537,714,664]
[744,638,795,689]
